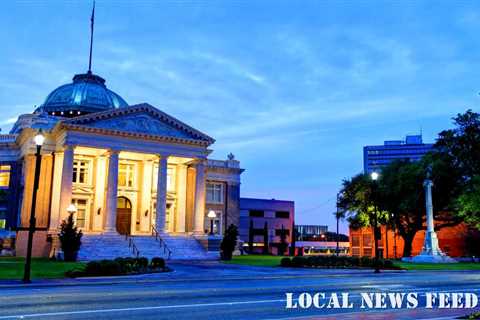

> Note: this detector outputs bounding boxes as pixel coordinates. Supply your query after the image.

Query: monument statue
[405,166,457,263]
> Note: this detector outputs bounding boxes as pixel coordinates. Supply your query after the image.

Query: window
[71,198,88,229]
[0,165,11,188]
[249,210,264,217]
[352,235,360,247]
[0,208,6,229]
[119,163,135,188]
[206,183,223,204]
[363,234,372,247]
[72,160,90,184]
[167,168,175,191]
[275,211,289,219]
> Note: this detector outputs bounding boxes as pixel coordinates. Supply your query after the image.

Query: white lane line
[0,299,286,319]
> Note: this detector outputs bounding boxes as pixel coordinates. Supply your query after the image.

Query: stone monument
[404,166,457,263]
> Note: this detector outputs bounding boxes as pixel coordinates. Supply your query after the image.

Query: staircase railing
[152,226,172,260]
[125,233,140,258]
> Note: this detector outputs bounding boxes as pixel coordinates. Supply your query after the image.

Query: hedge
[66,256,168,277]
[280,255,399,269]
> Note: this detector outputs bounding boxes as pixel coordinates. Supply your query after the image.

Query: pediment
[60,103,214,145]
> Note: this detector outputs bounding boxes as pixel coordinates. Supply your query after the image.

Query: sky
[1,1,479,233]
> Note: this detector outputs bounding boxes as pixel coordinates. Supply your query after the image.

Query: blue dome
[40,72,128,116]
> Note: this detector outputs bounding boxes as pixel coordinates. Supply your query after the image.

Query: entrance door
[116,196,132,235]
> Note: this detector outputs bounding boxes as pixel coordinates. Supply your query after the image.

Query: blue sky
[1,1,478,233]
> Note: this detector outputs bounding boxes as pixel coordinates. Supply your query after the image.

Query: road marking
[0,299,287,319]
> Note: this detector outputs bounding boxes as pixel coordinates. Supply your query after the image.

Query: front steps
[133,234,218,260]
[77,233,219,261]
[77,234,134,261]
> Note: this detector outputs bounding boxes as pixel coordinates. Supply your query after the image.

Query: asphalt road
[0,262,479,320]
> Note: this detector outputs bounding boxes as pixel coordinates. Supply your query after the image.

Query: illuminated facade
[0,71,243,259]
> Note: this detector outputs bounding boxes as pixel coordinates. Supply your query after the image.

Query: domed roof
[40,72,128,116]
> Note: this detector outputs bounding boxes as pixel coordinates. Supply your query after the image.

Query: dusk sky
[1,1,479,233]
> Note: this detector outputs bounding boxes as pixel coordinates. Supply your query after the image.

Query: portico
[44,104,212,237]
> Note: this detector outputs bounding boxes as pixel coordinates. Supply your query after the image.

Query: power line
[296,195,337,215]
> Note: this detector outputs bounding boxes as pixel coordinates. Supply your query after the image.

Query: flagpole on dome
[88,0,95,74]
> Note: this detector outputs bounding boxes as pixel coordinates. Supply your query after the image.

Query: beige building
[0,71,243,260]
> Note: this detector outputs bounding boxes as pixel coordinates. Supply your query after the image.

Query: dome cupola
[39,71,128,117]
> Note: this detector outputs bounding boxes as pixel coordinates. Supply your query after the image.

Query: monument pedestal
[403,178,457,264]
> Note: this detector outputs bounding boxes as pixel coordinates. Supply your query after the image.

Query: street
[0,262,479,319]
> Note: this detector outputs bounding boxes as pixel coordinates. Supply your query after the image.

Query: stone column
[155,156,168,233]
[175,164,187,233]
[93,155,107,231]
[48,151,64,231]
[193,161,206,235]
[58,145,74,222]
[104,150,119,234]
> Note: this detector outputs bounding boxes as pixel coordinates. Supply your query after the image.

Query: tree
[289,221,296,256]
[248,220,254,253]
[278,224,288,256]
[263,222,269,255]
[340,157,461,257]
[338,173,386,270]
[378,157,461,257]
[58,213,83,262]
[220,224,238,260]
[436,110,480,229]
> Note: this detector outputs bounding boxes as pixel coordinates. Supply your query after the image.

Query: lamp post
[336,192,340,256]
[67,204,77,217]
[23,130,45,283]
[391,213,397,259]
[370,171,381,274]
[207,210,216,235]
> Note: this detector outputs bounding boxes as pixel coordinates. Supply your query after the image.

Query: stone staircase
[133,234,218,260]
[77,233,219,261]
[77,234,135,261]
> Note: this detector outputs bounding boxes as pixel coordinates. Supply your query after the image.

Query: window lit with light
[0,165,11,188]
[206,183,223,204]
[72,160,91,184]
[71,198,88,228]
[119,163,136,188]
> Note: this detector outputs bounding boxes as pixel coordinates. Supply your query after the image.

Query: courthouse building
[0,70,244,260]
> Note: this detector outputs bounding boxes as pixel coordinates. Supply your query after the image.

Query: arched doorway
[116,196,132,235]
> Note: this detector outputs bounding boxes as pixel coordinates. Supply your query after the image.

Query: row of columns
[51,145,207,235]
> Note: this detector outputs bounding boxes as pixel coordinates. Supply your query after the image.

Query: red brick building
[350,223,479,258]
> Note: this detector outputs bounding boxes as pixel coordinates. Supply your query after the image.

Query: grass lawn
[224,255,284,267]
[394,261,480,271]
[0,257,85,280]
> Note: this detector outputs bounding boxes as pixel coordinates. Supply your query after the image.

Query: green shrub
[58,213,83,262]
[221,224,239,260]
[280,257,292,267]
[99,260,122,276]
[135,257,149,270]
[85,261,102,276]
[291,256,306,267]
[383,259,394,268]
[151,257,165,269]
[279,254,396,270]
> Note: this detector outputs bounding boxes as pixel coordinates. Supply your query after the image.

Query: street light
[23,130,45,283]
[67,204,77,215]
[370,171,381,274]
[207,210,216,235]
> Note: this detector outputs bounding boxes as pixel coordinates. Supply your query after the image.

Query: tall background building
[363,134,434,174]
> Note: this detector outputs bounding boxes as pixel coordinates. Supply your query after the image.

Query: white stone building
[0,71,243,260]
